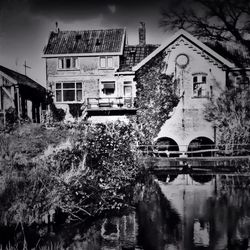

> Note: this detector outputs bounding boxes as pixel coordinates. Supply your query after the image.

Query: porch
[85,97,137,116]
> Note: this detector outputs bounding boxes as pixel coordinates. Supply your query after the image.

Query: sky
[0,0,186,87]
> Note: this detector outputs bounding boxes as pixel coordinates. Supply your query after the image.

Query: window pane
[63,90,75,101]
[76,82,82,89]
[202,76,206,83]
[56,83,62,89]
[193,76,197,83]
[100,57,106,68]
[102,82,115,95]
[72,58,76,68]
[58,59,63,69]
[107,57,113,68]
[124,86,132,97]
[56,90,62,102]
[66,58,71,68]
[77,90,82,101]
[63,82,75,89]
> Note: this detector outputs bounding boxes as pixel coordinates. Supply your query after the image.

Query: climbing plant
[133,51,179,144]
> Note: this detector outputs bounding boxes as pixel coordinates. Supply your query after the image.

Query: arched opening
[155,137,180,157]
[188,137,214,157]
[190,174,213,184]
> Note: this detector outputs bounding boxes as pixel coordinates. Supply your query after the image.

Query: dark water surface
[2,174,250,250]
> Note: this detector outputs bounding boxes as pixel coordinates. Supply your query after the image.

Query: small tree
[133,51,179,144]
[204,86,250,153]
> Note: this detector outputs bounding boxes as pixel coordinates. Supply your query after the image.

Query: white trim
[43,52,123,58]
[132,29,235,71]
[230,67,250,71]
[114,71,135,75]
[0,71,17,86]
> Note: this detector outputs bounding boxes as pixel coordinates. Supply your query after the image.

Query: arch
[155,137,180,157]
[188,137,214,157]
[190,174,213,184]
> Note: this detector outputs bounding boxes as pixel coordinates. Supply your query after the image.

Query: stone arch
[187,137,214,157]
[155,137,180,157]
[190,174,213,184]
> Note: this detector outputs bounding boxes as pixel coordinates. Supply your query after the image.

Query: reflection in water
[138,174,250,250]
[2,174,250,250]
[53,212,139,250]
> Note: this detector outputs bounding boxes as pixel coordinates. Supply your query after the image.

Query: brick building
[134,29,250,154]
[43,23,157,121]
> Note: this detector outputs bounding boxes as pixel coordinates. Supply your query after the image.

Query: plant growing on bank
[0,121,143,226]
[133,51,179,143]
[204,86,250,152]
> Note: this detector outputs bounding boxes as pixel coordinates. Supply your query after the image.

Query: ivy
[133,51,179,143]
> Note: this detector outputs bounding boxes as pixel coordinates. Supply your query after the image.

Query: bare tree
[160,0,250,54]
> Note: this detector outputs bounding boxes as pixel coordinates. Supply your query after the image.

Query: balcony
[85,97,137,116]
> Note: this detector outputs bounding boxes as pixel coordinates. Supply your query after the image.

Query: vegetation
[160,0,250,57]
[134,51,179,144]
[160,0,250,150]
[0,121,143,227]
[205,86,250,153]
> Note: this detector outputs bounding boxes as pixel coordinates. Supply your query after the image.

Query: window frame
[100,81,116,96]
[57,57,79,70]
[99,56,114,69]
[55,81,83,103]
[192,73,208,98]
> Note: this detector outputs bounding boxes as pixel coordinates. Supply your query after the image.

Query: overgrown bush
[0,121,144,226]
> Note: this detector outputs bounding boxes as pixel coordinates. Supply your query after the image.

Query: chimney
[139,22,146,46]
[55,22,60,34]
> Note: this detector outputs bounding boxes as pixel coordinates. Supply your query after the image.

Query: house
[43,23,157,122]
[0,65,46,126]
[133,29,250,155]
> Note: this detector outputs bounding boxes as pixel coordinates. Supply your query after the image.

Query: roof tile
[44,29,125,55]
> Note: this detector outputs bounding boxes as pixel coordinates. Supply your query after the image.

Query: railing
[86,97,134,109]
[137,144,250,158]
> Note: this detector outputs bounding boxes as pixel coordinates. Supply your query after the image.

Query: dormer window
[192,73,208,98]
[58,57,79,70]
[99,56,113,69]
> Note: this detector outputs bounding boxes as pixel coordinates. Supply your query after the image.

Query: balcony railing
[86,97,134,110]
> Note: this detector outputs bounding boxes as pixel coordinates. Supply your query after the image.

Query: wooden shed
[0,65,46,125]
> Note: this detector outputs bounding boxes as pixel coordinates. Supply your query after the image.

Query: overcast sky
[0,0,186,86]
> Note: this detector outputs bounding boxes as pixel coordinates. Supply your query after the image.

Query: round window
[176,54,189,68]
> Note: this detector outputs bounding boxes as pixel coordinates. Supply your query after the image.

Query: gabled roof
[0,65,46,94]
[133,29,235,71]
[118,44,159,72]
[43,29,126,57]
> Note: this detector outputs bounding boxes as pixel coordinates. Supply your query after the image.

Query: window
[58,57,78,70]
[101,81,115,96]
[192,73,208,98]
[99,56,113,69]
[55,82,83,102]
[124,81,132,97]
[100,57,106,68]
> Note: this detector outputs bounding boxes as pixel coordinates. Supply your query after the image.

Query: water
[138,174,250,250]
[2,173,250,250]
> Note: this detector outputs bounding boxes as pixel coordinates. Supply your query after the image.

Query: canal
[1,173,250,249]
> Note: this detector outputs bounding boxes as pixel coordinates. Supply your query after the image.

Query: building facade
[43,24,157,122]
[133,29,249,154]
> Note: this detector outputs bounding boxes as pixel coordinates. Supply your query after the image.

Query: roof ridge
[58,28,125,33]
[0,65,35,82]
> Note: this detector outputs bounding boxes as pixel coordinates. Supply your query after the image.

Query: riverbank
[0,121,145,248]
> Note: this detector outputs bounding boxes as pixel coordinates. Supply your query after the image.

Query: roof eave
[42,51,123,58]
